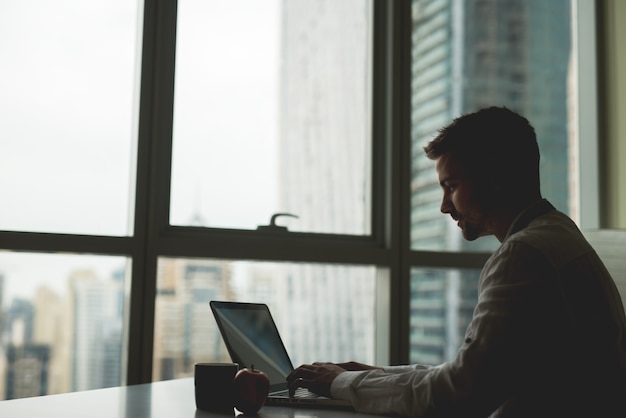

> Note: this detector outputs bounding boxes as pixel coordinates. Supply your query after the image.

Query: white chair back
[584,229,626,307]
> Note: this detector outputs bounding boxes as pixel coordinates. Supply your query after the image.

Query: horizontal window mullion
[155,232,392,266]
[0,231,135,256]
[161,226,387,248]
[409,250,491,270]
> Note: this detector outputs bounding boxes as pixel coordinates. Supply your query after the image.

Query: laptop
[210,300,353,409]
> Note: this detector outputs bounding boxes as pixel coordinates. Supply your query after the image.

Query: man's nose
[440,196,452,214]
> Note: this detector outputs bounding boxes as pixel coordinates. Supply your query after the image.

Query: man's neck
[492,194,543,242]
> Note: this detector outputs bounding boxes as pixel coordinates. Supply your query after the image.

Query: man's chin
[462,233,480,241]
[460,226,481,241]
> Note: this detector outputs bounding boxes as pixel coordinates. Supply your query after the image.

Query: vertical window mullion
[126,0,178,385]
[384,0,413,366]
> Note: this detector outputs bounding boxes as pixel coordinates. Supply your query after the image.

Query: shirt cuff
[330,370,366,401]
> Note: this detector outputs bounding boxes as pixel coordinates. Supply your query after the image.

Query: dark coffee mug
[194,363,239,414]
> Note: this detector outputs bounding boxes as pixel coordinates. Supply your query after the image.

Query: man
[287,107,626,417]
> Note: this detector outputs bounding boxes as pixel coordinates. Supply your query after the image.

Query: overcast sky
[0,0,280,302]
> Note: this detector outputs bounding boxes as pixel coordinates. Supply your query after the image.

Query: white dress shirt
[331,200,626,417]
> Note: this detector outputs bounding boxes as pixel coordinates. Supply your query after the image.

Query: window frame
[130,0,405,384]
[0,0,396,386]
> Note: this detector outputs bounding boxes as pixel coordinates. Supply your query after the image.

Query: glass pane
[410,267,480,364]
[0,252,129,400]
[0,1,141,236]
[153,258,376,381]
[410,0,575,251]
[170,0,373,235]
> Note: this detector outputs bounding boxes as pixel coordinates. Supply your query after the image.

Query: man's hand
[286,362,347,398]
[334,361,383,372]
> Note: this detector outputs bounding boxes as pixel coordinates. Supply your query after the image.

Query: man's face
[435,153,494,241]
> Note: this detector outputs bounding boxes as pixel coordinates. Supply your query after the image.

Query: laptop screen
[210,301,294,389]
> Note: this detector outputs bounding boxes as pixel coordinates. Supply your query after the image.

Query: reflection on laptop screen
[210,301,294,387]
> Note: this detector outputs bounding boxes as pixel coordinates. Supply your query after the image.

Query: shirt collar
[503,199,556,242]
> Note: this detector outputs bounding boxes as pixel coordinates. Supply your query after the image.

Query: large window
[0,0,140,400]
[0,0,139,237]
[152,259,376,381]
[0,252,128,398]
[158,0,376,381]
[170,0,372,234]
[0,0,593,401]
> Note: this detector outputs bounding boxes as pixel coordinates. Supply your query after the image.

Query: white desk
[0,378,390,418]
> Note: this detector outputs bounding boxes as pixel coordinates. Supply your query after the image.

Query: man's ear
[483,172,504,194]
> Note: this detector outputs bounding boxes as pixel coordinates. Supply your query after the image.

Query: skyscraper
[70,270,123,391]
[1,298,51,400]
[278,0,376,365]
[153,258,233,380]
[0,273,4,310]
[4,344,50,399]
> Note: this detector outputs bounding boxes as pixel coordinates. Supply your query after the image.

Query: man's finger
[287,377,309,397]
[287,364,314,382]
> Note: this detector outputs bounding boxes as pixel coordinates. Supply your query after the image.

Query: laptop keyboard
[274,388,321,398]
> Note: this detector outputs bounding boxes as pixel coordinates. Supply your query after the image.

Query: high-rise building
[409,0,572,363]
[0,273,5,310]
[278,0,375,366]
[1,297,53,400]
[153,258,233,380]
[32,285,68,396]
[4,344,50,399]
[70,270,123,391]
[3,299,35,346]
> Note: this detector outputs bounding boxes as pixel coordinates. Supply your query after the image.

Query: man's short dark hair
[424,106,540,191]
